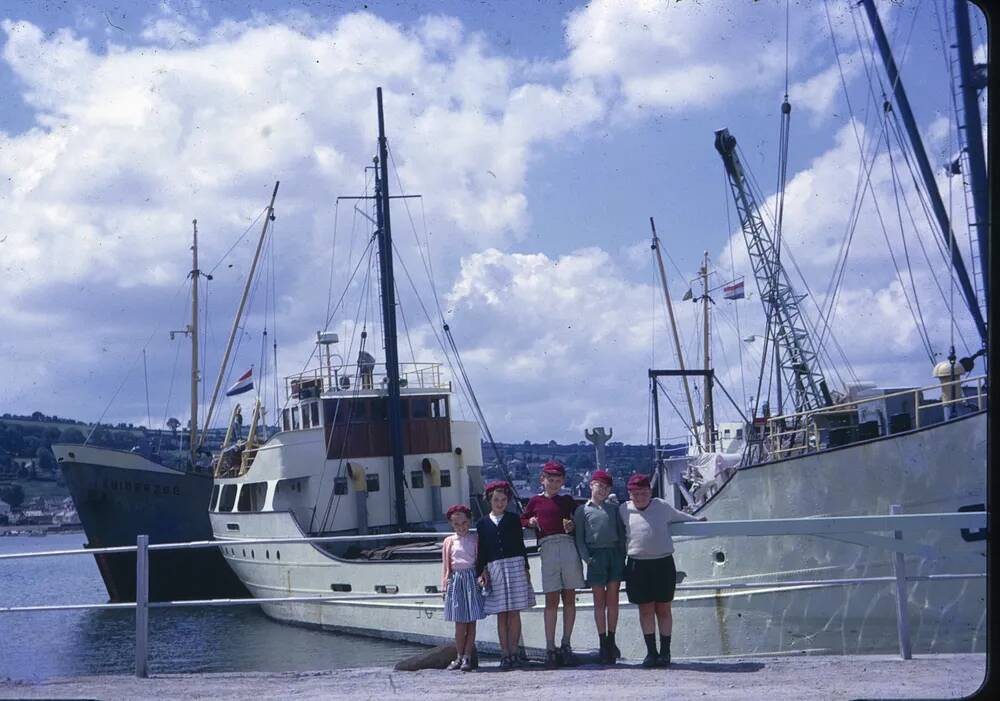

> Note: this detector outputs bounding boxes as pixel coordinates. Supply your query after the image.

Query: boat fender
[347,463,367,492]
[422,458,441,487]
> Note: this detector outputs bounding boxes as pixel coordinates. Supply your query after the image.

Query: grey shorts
[539,534,585,593]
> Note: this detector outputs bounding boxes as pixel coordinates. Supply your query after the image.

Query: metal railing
[285,362,448,399]
[764,375,987,458]
[0,509,986,676]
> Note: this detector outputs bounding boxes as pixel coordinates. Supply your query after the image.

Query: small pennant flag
[226,367,254,396]
[723,280,745,300]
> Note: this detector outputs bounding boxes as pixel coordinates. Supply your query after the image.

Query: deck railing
[285,362,448,400]
[0,509,986,677]
[764,374,987,458]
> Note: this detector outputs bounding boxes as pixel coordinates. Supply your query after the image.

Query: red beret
[627,473,651,490]
[542,460,565,476]
[590,470,612,487]
[484,480,511,496]
[446,504,471,520]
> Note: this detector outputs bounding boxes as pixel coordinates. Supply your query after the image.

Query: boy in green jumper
[573,469,625,664]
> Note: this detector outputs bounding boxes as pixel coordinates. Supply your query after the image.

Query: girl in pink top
[442,504,485,671]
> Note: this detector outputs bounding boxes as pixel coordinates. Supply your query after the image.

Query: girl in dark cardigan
[475,481,536,670]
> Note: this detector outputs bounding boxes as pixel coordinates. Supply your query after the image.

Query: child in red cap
[520,460,584,667]
[475,481,535,670]
[442,504,485,671]
[573,469,625,664]
[620,473,706,667]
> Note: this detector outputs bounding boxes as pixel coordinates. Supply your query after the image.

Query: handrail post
[135,534,150,678]
[890,505,912,660]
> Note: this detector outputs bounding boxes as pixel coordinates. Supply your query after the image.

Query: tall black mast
[861,0,987,348]
[374,87,409,531]
[954,0,989,317]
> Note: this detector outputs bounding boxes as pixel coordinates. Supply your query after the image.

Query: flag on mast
[723,280,745,300]
[226,367,254,396]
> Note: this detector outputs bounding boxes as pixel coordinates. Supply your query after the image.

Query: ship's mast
[190,220,200,464]
[199,182,279,450]
[700,252,715,452]
[649,218,702,453]
[953,0,989,319]
[374,87,408,532]
[860,0,986,348]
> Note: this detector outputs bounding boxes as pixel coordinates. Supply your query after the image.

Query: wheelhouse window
[410,470,424,489]
[236,482,267,512]
[333,477,348,495]
[210,485,221,511]
[366,474,380,492]
[292,406,300,430]
[310,402,320,427]
[282,408,291,432]
[440,469,452,488]
[218,484,237,512]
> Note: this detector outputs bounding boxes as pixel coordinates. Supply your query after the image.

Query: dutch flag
[226,367,254,396]
[723,280,745,300]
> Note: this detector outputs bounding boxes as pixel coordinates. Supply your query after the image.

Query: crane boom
[714,128,832,414]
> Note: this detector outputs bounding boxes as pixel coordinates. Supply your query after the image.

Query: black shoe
[641,653,659,668]
[499,656,513,671]
[657,650,671,667]
[613,643,622,660]
[559,643,578,667]
[545,649,560,669]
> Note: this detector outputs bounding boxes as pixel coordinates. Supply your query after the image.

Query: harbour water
[0,533,426,682]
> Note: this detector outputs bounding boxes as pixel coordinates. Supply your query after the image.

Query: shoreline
[0,525,83,536]
[0,653,987,701]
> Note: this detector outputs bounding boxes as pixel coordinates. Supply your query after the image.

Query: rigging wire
[85,275,191,445]
[206,208,267,277]
[884,120,935,360]
[384,145,520,497]
[157,334,184,454]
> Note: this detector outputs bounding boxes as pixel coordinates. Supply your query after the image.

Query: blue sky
[0,0,988,444]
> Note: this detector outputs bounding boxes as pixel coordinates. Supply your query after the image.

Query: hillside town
[1,412,677,533]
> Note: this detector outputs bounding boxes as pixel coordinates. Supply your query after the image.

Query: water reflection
[0,534,423,681]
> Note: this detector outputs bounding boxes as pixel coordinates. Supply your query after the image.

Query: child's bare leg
[638,602,656,634]
[560,588,576,644]
[508,611,522,657]
[464,622,477,658]
[496,612,509,656]
[655,601,672,637]
[543,591,560,648]
[454,623,468,659]
[606,581,621,632]
[591,586,607,634]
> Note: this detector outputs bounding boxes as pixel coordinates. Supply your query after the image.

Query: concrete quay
[0,653,987,701]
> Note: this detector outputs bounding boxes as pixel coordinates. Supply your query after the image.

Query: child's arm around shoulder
[661,498,707,523]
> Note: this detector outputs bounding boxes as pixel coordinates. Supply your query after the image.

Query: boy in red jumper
[520,460,584,667]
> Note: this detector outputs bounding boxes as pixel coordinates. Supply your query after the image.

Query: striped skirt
[444,568,486,622]
[483,556,536,614]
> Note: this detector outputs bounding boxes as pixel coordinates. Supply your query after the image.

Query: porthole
[242,549,246,558]
[251,549,255,559]
[266,550,270,559]
[713,550,726,564]
[276,550,281,560]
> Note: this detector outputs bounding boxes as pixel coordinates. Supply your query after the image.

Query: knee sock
[598,632,608,649]
[660,635,671,656]
[644,633,658,657]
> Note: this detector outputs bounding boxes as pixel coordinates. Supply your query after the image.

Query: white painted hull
[211,411,986,657]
